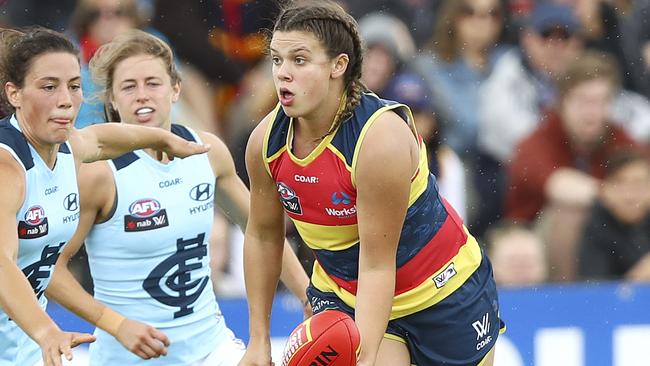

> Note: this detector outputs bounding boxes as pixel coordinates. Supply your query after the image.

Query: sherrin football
[281,310,361,366]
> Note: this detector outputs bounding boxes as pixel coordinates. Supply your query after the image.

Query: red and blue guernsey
[263,93,483,319]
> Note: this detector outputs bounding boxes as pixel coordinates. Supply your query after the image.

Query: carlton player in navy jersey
[241,2,504,366]
[46,30,309,366]
[0,27,208,366]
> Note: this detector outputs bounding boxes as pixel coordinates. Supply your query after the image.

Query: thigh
[375,337,410,366]
[194,330,246,366]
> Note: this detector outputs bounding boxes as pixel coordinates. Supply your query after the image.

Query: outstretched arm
[68,123,209,165]
[201,132,309,308]
[46,161,169,360]
[237,118,287,366]
[0,151,95,366]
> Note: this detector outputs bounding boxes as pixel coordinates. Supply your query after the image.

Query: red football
[281,310,361,366]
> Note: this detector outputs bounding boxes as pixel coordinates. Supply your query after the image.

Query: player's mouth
[135,107,155,123]
[279,88,295,106]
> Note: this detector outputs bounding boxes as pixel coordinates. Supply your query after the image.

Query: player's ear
[331,53,349,79]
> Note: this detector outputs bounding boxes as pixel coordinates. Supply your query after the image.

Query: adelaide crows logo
[277,182,302,215]
[143,233,209,318]
[22,242,66,299]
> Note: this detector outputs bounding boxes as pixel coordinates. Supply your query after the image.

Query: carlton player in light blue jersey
[46,30,310,366]
[0,27,209,366]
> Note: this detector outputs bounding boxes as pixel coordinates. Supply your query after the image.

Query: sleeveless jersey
[0,116,80,366]
[84,125,227,365]
[263,93,483,319]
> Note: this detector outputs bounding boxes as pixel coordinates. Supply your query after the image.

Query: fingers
[151,327,171,347]
[70,332,96,347]
[60,344,73,361]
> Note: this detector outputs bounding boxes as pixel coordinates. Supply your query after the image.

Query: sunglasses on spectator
[540,27,573,40]
[460,4,502,19]
[88,7,127,22]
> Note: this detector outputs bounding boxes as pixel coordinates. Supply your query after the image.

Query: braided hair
[273,0,367,136]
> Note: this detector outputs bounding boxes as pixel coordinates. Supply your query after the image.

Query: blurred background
[2,0,650,365]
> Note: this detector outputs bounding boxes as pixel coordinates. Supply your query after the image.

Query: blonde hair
[89,30,180,119]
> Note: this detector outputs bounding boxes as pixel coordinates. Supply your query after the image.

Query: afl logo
[189,183,214,202]
[63,193,78,211]
[128,199,162,218]
[25,206,46,225]
[277,182,296,200]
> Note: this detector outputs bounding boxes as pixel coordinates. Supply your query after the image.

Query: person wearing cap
[383,72,468,222]
[476,2,650,239]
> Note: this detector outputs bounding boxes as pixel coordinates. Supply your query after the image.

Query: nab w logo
[189,183,214,202]
[143,233,209,318]
[63,193,78,211]
[472,313,491,340]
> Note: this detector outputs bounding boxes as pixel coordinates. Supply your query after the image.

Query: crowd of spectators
[1,0,649,292]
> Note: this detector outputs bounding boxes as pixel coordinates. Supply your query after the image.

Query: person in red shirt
[505,51,639,281]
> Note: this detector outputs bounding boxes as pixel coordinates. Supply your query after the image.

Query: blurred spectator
[152,0,277,136]
[70,0,146,127]
[622,0,650,101]
[478,2,650,239]
[344,0,441,48]
[413,0,507,158]
[383,72,467,220]
[505,51,640,281]
[578,150,650,281]
[1,0,75,30]
[486,222,548,287]
[359,12,415,97]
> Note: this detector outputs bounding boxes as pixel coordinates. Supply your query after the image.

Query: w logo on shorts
[472,313,490,340]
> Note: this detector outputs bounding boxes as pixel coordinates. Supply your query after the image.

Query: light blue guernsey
[84,125,227,365]
[0,115,80,366]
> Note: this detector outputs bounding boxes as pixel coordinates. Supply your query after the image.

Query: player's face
[110,54,179,129]
[270,31,337,119]
[6,52,82,145]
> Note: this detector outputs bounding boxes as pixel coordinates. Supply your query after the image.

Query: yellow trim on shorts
[383,333,407,344]
[311,235,482,319]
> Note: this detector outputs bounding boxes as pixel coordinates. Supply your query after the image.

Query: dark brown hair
[0,27,79,113]
[273,0,366,136]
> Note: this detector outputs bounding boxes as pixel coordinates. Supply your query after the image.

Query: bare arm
[67,123,209,165]
[0,151,94,366]
[238,117,287,366]
[200,131,309,305]
[354,113,419,366]
[46,161,169,359]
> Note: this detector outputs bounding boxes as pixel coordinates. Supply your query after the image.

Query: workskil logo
[124,198,169,232]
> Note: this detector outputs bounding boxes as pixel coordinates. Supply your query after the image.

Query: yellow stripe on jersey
[293,220,359,251]
[311,231,482,319]
[408,142,431,207]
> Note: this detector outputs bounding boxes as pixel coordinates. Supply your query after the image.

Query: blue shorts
[306,254,505,366]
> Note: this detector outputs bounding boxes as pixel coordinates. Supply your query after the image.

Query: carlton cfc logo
[24,206,46,225]
[129,199,162,218]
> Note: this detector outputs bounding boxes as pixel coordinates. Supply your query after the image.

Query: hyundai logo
[189,183,214,202]
[63,193,78,211]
